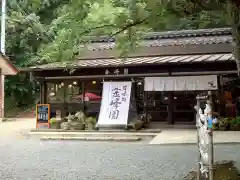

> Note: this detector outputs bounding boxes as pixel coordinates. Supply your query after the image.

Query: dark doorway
[146,91,169,122]
[171,91,196,124]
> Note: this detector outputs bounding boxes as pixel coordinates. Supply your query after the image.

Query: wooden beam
[172,70,238,76]
[41,70,238,80]
[43,73,170,80]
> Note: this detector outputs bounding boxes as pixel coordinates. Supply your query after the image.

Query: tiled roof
[84,28,232,51]
[29,53,234,70]
[89,28,232,42]
[88,35,232,51]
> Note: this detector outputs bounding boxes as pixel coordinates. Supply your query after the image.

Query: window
[84,80,102,102]
[47,82,64,103]
[84,80,102,118]
[66,81,83,103]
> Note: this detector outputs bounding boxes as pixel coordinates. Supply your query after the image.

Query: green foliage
[50,117,57,124]
[85,117,97,126]
[3,0,240,114]
[32,0,231,64]
[4,0,233,66]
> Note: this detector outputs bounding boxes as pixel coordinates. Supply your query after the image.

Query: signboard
[97,81,132,126]
[144,75,218,91]
[36,104,50,128]
[105,68,129,75]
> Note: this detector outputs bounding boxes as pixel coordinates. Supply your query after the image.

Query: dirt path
[0,118,35,138]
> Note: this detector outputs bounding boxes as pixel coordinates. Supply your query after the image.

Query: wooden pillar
[167,92,173,124]
[63,81,67,116]
[43,81,47,104]
[142,82,147,124]
[217,75,223,116]
[82,81,85,114]
[144,91,149,124]
[39,81,46,104]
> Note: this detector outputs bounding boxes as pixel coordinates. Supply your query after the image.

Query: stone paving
[0,139,240,180]
[149,129,240,145]
[0,119,240,179]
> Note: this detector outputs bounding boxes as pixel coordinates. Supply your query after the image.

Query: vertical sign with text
[97,82,132,126]
[36,104,50,128]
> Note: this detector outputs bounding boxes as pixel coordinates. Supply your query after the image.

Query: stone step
[30,128,161,133]
[29,132,158,138]
[29,131,158,138]
[40,136,142,142]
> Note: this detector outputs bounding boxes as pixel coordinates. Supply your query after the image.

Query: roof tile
[29,53,234,70]
[87,35,232,51]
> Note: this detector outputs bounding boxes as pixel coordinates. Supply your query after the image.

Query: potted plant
[65,113,75,123]
[50,118,61,129]
[230,118,238,131]
[130,119,144,130]
[69,111,86,130]
[234,116,240,131]
[60,113,74,130]
[219,118,229,131]
[85,117,97,130]
[61,122,70,130]
[212,121,219,130]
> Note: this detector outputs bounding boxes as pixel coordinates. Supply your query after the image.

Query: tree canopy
[5,0,233,67]
[2,0,239,111]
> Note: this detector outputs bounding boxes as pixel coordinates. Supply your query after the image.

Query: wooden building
[0,52,18,119]
[22,28,238,127]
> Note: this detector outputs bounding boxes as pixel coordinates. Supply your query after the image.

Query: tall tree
[33,0,230,65]
[4,0,66,108]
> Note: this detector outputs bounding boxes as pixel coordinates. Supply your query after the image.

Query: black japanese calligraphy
[109,85,129,120]
[113,88,121,97]
[109,109,119,119]
[121,85,127,102]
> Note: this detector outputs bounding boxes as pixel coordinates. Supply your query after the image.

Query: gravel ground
[0,137,240,180]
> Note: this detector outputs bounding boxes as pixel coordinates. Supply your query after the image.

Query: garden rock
[61,122,70,130]
[131,120,144,130]
[69,121,85,130]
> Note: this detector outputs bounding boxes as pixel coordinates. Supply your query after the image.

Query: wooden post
[167,92,173,124]
[82,81,85,113]
[145,91,149,124]
[39,81,43,104]
[43,82,47,104]
[63,81,67,117]
[39,81,46,104]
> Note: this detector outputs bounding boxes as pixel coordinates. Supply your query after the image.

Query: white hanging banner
[97,81,132,126]
[144,75,218,91]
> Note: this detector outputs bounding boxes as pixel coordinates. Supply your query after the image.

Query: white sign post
[97,81,132,127]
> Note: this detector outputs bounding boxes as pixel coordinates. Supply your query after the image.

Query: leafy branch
[111,18,147,36]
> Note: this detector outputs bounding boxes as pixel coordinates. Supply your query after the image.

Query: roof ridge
[89,28,232,43]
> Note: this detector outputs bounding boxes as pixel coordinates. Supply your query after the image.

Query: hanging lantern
[137,81,142,86]
[73,81,77,85]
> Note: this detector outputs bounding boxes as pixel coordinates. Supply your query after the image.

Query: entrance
[146,91,195,124]
[144,75,218,125]
[172,91,196,124]
[146,91,169,123]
